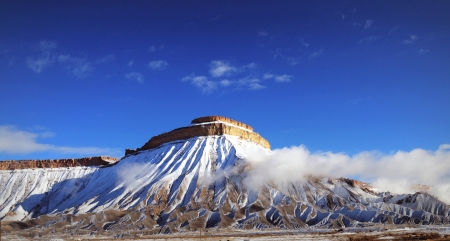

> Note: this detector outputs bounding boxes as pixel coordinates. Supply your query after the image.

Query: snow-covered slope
[1,134,448,234]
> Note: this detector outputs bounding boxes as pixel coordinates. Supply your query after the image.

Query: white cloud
[403,35,418,44]
[258,30,269,36]
[149,45,164,52]
[246,62,258,69]
[182,75,217,94]
[148,60,168,70]
[263,73,274,79]
[58,54,93,78]
[26,41,95,77]
[183,60,292,93]
[248,82,266,90]
[125,72,144,83]
[243,144,450,204]
[26,54,53,73]
[73,63,93,78]
[358,36,380,44]
[309,49,324,58]
[237,78,265,90]
[209,60,237,77]
[287,57,300,66]
[364,19,374,29]
[38,40,57,51]
[389,25,400,34]
[264,73,293,82]
[419,49,430,54]
[295,38,309,47]
[96,54,115,63]
[0,125,120,157]
[220,79,232,87]
[26,41,57,73]
[274,74,293,82]
[128,60,134,66]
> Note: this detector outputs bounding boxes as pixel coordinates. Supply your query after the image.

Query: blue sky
[1,0,449,160]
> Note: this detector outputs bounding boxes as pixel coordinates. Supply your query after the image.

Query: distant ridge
[126,116,270,155]
[0,156,118,170]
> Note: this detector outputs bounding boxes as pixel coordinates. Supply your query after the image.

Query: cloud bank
[244,144,450,204]
[0,125,121,157]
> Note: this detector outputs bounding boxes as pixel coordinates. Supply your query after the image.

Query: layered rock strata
[126,116,270,155]
[0,156,118,170]
[191,116,254,131]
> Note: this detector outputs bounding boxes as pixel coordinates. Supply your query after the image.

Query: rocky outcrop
[0,156,118,170]
[128,116,270,154]
[191,116,254,131]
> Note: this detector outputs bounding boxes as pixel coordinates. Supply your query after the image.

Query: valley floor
[3,225,450,241]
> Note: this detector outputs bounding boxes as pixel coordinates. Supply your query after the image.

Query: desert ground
[2,224,450,241]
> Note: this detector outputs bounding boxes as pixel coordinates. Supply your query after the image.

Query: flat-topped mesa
[0,156,118,170]
[128,116,270,154]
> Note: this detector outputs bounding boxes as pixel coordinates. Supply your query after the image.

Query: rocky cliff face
[0,156,118,170]
[191,116,254,131]
[127,116,270,155]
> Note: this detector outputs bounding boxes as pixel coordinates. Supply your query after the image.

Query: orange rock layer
[127,116,270,154]
[0,156,118,170]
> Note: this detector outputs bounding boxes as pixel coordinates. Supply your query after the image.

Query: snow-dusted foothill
[0,116,448,235]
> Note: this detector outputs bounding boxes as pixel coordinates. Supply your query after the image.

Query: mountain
[1,116,449,236]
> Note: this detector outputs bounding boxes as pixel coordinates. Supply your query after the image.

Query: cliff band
[127,116,270,154]
[0,156,118,170]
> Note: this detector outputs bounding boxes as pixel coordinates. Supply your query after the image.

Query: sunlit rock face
[126,116,270,155]
[0,116,448,236]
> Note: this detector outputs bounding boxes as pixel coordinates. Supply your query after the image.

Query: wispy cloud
[209,14,222,21]
[389,25,400,34]
[181,75,217,94]
[148,60,168,70]
[26,53,53,73]
[236,77,266,90]
[128,60,134,66]
[38,40,57,51]
[258,30,269,36]
[209,60,238,77]
[0,125,121,157]
[402,35,418,44]
[364,19,374,29]
[358,36,380,44]
[58,54,93,78]
[149,45,164,52]
[96,54,115,63]
[287,57,300,66]
[125,72,144,83]
[419,49,430,54]
[298,38,310,47]
[183,60,292,93]
[220,79,232,87]
[309,49,324,58]
[263,73,293,82]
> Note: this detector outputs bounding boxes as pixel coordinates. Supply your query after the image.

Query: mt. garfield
[1,116,448,236]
